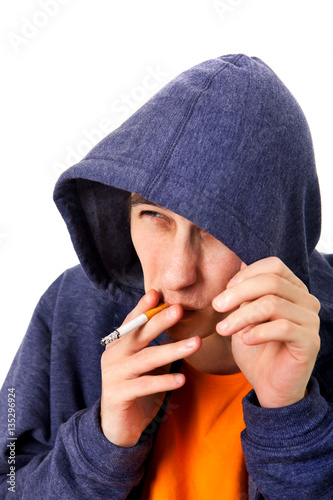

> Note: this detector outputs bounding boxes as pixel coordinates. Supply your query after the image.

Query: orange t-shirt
[142,360,252,499]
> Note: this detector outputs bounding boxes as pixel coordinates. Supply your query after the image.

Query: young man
[1,54,332,499]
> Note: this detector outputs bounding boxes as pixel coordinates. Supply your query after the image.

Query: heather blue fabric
[1,54,333,498]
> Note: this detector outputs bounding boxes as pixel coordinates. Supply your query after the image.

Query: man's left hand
[213,257,321,408]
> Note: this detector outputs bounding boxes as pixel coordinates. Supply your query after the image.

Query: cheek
[205,250,242,291]
[131,231,162,286]
[224,252,243,277]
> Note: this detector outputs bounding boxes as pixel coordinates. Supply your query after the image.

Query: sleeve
[0,276,152,499]
[241,377,333,499]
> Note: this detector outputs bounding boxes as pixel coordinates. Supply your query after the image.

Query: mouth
[160,295,203,319]
[163,300,198,312]
[164,302,198,320]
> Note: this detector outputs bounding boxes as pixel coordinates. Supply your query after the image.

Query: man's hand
[213,257,321,408]
[100,289,201,447]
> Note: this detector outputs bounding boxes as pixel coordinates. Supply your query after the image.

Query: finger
[124,289,161,323]
[125,336,201,378]
[226,256,308,292]
[105,288,170,351]
[122,372,186,401]
[216,295,319,336]
[105,303,184,354]
[213,273,318,313]
[239,319,320,355]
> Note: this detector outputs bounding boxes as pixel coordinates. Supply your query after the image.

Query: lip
[162,298,200,310]
[164,302,199,313]
[160,296,202,316]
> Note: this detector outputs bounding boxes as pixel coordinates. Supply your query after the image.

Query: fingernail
[175,374,184,384]
[186,337,197,348]
[213,295,227,310]
[217,319,229,333]
[167,306,178,318]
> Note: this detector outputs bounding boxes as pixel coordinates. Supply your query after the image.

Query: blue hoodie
[1,54,333,499]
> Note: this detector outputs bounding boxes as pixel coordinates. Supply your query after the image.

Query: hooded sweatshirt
[1,53,333,499]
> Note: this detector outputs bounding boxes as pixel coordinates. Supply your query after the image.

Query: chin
[165,318,216,341]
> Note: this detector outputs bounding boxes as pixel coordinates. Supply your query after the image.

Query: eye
[138,210,172,227]
[139,210,169,221]
[139,210,164,218]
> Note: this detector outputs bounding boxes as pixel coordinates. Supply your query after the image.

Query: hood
[53,53,328,307]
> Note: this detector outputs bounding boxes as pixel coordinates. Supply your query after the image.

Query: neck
[186,333,240,375]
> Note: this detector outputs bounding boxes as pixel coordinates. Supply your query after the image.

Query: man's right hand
[100,289,201,447]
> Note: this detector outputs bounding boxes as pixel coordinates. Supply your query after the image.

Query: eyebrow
[129,193,162,208]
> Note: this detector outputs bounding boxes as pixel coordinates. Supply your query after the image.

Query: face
[130,194,242,340]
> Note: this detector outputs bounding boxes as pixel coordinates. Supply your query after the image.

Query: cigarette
[101,303,169,345]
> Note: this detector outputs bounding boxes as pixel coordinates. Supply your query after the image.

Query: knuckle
[305,327,321,356]
[136,375,153,393]
[137,346,152,362]
[310,311,321,333]
[310,294,321,313]
[266,274,281,293]
[259,294,279,317]
[313,332,321,353]
[277,318,292,335]
[315,313,321,331]
[101,349,125,379]
[269,256,284,274]
[101,343,119,361]
[101,349,112,367]
[311,331,321,351]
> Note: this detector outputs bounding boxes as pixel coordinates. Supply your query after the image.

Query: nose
[160,233,198,291]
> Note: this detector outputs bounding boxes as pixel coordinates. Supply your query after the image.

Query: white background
[1,0,332,387]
